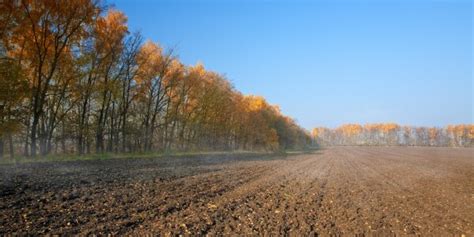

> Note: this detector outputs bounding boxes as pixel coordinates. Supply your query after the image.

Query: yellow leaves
[104,10,128,31]
[382,123,400,133]
[428,127,439,140]
[138,41,163,63]
[447,124,474,138]
[135,41,164,87]
[97,9,128,37]
[364,124,377,132]
[443,124,474,146]
[188,62,207,80]
[468,125,474,139]
[243,95,282,114]
[245,95,267,112]
[165,59,184,80]
[5,0,101,83]
[337,124,362,137]
[194,62,206,76]
[363,123,400,133]
[95,9,128,53]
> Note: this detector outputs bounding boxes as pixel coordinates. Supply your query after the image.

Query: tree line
[0,0,310,158]
[312,123,474,147]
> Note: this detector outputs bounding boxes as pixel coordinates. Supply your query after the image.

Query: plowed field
[1,147,473,235]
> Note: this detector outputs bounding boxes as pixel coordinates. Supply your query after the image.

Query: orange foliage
[337,124,362,137]
[468,125,474,139]
[447,124,468,137]
[245,96,268,112]
[95,9,128,53]
[363,123,399,134]
[428,128,438,140]
[314,123,473,147]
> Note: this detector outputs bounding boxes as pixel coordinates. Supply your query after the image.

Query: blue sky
[112,0,472,129]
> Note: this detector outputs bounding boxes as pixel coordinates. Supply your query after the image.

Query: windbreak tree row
[312,124,474,147]
[0,0,310,157]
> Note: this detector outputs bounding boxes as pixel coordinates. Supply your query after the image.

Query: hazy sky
[112,0,472,129]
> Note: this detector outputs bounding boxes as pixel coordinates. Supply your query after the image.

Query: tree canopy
[0,0,310,157]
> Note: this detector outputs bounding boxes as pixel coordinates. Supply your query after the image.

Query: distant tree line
[312,124,474,147]
[0,0,310,158]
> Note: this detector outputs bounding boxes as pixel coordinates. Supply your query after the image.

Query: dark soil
[0,147,473,235]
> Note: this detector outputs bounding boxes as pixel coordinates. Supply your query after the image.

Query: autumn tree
[446,125,473,147]
[312,123,473,147]
[4,0,101,156]
[135,41,175,151]
[336,124,362,145]
[401,126,413,146]
[0,0,312,157]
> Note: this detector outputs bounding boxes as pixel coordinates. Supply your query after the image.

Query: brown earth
[0,147,473,236]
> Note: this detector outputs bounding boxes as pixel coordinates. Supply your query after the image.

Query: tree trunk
[121,112,127,153]
[0,136,4,159]
[30,115,38,157]
[61,122,66,154]
[8,133,14,159]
